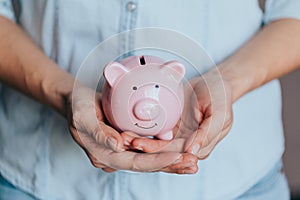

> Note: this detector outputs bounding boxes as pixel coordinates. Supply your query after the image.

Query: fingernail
[135,145,143,151]
[124,139,130,146]
[194,108,201,121]
[107,137,117,151]
[191,144,200,155]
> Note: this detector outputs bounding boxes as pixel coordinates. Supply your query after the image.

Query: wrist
[218,59,267,102]
[41,62,75,116]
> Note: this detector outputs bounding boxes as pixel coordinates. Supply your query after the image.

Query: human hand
[123,69,233,160]
[66,84,198,174]
[182,70,233,159]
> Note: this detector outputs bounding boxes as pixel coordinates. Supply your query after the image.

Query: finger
[178,165,198,174]
[183,118,210,156]
[91,147,183,172]
[77,135,109,168]
[81,121,125,152]
[70,97,124,152]
[131,137,186,153]
[121,127,188,153]
[161,165,198,174]
[70,128,118,169]
[112,152,182,172]
[69,126,90,151]
[78,130,185,172]
[87,152,107,168]
[179,82,203,133]
[120,131,142,147]
[160,153,199,174]
[166,153,198,169]
[102,167,117,173]
[94,99,125,152]
[185,116,232,159]
[98,123,125,152]
[196,124,232,159]
[184,111,223,153]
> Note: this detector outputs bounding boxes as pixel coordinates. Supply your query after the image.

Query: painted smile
[134,123,158,129]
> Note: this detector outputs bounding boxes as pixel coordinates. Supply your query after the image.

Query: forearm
[0,16,74,116]
[219,19,300,102]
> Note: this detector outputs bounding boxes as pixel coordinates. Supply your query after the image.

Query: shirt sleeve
[263,0,300,24]
[0,0,16,21]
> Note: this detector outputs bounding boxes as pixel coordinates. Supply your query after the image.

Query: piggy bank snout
[133,99,161,121]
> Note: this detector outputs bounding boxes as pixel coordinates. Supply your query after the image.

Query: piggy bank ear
[161,61,185,83]
[104,62,129,87]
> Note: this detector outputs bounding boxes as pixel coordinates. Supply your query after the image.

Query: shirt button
[126,2,137,12]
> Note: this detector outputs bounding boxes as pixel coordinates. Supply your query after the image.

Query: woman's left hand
[122,69,233,161]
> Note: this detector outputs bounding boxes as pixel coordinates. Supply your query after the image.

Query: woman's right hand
[66,84,198,174]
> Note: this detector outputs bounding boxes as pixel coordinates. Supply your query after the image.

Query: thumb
[94,122,125,152]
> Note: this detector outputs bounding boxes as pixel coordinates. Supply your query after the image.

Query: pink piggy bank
[102,55,185,140]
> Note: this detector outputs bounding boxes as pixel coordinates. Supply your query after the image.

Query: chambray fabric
[0,160,290,200]
[0,0,299,199]
[236,161,290,200]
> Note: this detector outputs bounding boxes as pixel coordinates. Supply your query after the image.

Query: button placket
[118,0,138,58]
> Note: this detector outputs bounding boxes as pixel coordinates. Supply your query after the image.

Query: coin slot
[139,56,146,65]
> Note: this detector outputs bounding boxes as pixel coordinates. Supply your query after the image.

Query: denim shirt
[0,1,300,200]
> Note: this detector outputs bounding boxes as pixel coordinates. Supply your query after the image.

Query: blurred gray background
[281,68,300,198]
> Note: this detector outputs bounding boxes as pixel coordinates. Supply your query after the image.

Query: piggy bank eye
[155,84,159,88]
[132,86,137,90]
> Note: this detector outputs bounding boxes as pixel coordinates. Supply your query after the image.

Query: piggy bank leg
[156,131,173,140]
